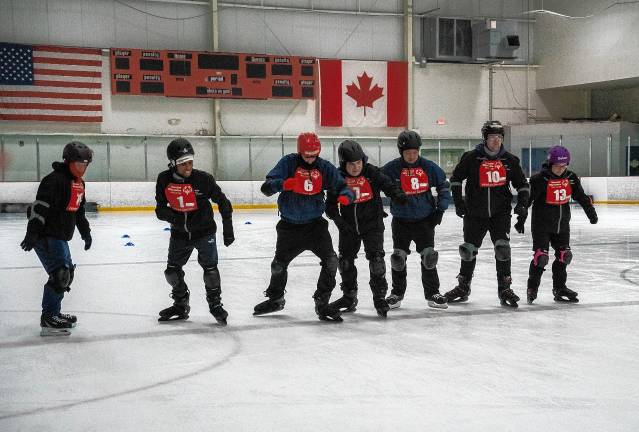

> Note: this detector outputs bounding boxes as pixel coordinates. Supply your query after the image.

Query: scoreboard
[110,48,317,100]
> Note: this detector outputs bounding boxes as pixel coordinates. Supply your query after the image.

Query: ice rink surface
[1,206,638,431]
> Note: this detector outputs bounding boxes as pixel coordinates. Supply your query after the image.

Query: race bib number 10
[479,160,507,187]
[165,183,198,212]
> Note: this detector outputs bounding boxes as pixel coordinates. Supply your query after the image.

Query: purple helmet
[547,146,570,165]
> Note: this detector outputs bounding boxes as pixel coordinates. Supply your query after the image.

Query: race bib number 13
[546,179,572,205]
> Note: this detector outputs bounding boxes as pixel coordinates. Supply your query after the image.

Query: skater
[515,146,598,304]
[325,140,408,317]
[155,138,234,325]
[445,120,529,308]
[255,132,354,322]
[20,141,93,336]
[381,130,451,310]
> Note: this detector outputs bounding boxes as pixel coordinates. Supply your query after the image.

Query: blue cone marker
[163,227,171,231]
[124,242,135,247]
[244,221,252,225]
[121,234,130,238]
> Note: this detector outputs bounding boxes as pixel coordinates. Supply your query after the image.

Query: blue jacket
[382,156,451,220]
[261,154,353,224]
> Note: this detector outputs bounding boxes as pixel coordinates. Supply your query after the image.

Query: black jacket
[25,162,91,242]
[450,143,529,218]
[326,162,403,235]
[155,168,232,240]
[528,164,596,233]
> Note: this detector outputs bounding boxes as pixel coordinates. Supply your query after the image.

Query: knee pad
[558,247,572,265]
[203,266,221,289]
[420,247,439,270]
[532,248,549,268]
[369,255,386,277]
[390,249,407,271]
[49,266,71,293]
[459,243,478,262]
[323,253,338,273]
[164,265,184,288]
[494,239,511,262]
[270,259,287,277]
[338,254,353,274]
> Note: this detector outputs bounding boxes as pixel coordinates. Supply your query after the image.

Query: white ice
[1,206,639,431]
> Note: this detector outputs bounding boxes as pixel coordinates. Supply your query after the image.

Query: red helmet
[297,132,321,157]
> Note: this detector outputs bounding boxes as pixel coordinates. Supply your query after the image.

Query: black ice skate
[253,296,286,316]
[385,293,403,309]
[58,312,77,327]
[158,290,190,322]
[328,295,358,313]
[373,297,390,318]
[40,314,72,337]
[209,304,229,326]
[553,286,579,303]
[498,276,519,308]
[445,274,472,303]
[527,287,538,305]
[314,299,343,322]
[426,292,448,310]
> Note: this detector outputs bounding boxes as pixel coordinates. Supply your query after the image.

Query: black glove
[455,201,466,218]
[430,209,444,226]
[514,202,528,218]
[514,216,525,234]
[20,232,38,252]
[392,191,408,205]
[333,216,355,236]
[222,218,235,247]
[82,234,92,251]
[585,207,598,224]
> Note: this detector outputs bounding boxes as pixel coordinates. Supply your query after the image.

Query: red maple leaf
[345,72,384,116]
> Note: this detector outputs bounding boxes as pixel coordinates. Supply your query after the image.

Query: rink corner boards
[97,203,279,212]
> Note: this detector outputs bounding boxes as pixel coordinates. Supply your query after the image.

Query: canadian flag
[319,59,407,128]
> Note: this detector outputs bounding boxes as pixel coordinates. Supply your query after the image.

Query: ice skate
[553,286,579,303]
[445,274,471,303]
[328,295,358,313]
[373,297,390,317]
[253,296,285,315]
[58,312,77,327]
[385,293,403,309]
[527,287,538,305]
[426,292,448,309]
[209,304,228,325]
[158,304,190,322]
[314,299,343,322]
[40,314,72,337]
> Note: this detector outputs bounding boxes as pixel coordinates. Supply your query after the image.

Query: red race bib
[546,179,572,205]
[479,160,507,187]
[346,176,373,203]
[165,183,198,212]
[66,181,84,212]
[292,167,323,195]
[400,167,429,195]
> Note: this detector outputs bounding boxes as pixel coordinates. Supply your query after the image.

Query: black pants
[459,213,511,279]
[390,217,439,298]
[267,218,338,301]
[529,229,571,289]
[338,228,387,298]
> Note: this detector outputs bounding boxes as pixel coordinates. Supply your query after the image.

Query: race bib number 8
[400,168,429,195]
[165,183,198,212]
[546,179,572,205]
[479,160,507,187]
[66,181,85,212]
[292,167,322,195]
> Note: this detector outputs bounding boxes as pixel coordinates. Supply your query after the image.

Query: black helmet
[63,141,93,163]
[167,138,194,167]
[481,120,505,140]
[397,130,422,154]
[338,140,366,167]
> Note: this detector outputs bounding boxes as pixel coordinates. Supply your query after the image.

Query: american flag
[0,43,102,122]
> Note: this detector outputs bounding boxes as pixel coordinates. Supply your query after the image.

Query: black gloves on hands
[585,206,598,224]
[431,209,444,226]
[513,202,528,219]
[455,201,466,218]
[514,216,525,234]
[222,218,235,247]
[82,234,92,251]
[20,233,38,252]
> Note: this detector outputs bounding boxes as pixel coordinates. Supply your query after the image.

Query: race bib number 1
[165,183,198,212]
[346,176,373,203]
[546,179,572,205]
[479,160,507,187]
[66,181,84,212]
[400,168,429,195]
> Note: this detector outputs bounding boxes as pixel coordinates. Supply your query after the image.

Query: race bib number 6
[546,179,572,205]
[479,160,507,187]
[165,183,198,212]
[292,167,323,195]
[400,168,429,195]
